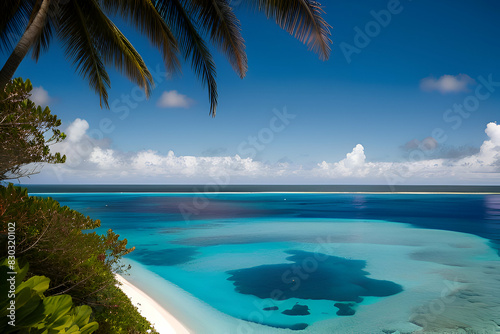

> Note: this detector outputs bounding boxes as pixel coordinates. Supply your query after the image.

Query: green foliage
[0,184,157,334]
[0,77,66,180]
[0,258,99,334]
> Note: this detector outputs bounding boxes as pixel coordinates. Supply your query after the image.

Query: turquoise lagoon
[28,190,500,333]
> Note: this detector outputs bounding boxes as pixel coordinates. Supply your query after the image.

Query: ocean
[25,185,500,333]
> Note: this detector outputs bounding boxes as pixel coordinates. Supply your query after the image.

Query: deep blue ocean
[26,187,500,333]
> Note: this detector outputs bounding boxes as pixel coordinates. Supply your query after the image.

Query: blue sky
[6,0,500,184]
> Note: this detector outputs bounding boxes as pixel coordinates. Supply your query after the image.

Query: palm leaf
[155,0,219,116]
[101,0,181,76]
[57,0,111,107]
[183,0,247,78]
[57,0,155,108]
[80,0,154,99]
[0,0,34,54]
[30,18,54,61]
[247,0,332,60]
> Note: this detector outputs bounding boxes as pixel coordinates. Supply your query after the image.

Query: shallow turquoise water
[32,192,500,333]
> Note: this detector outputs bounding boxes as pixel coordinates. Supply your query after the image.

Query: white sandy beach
[115,274,190,334]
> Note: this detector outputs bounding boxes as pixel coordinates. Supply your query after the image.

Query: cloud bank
[37,120,500,184]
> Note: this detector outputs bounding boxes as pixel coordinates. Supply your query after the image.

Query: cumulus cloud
[89,148,119,169]
[47,119,277,181]
[157,90,194,108]
[420,74,475,94]
[65,118,89,142]
[454,122,500,169]
[51,118,111,171]
[30,86,51,106]
[317,144,371,177]
[486,122,500,146]
[318,144,381,178]
[317,122,500,181]
[128,150,268,177]
[37,119,500,184]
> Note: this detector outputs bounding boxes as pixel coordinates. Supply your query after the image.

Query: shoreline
[115,274,190,334]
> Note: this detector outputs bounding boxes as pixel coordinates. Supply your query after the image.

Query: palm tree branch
[81,0,154,98]
[0,0,35,54]
[155,0,219,116]
[183,0,247,78]
[100,0,180,76]
[57,0,110,107]
[246,0,332,60]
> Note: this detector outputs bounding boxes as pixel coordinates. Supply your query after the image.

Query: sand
[115,274,190,334]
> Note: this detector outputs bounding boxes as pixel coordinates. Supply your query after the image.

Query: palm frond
[101,0,180,76]
[57,0,111,108]
[0,0,34,54]
[247,0,332,60]
[155,0,219,116]
[80,0,154,99]
[184,0,247,78]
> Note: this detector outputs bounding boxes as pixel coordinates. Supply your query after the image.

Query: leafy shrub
[0,184,157,333]
[0,77,66,180]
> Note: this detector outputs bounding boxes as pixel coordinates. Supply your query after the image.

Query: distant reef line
[16,184,500,194]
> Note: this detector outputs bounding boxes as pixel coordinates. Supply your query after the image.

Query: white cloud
[30,86,51,106]
[51,118,110,170]
[66,118,89,142]
[128,150,267,177]
[89,148,119,169]
[343,144,366,167]
[157,90,194,108]
[318,144,371,177]
[420,74,475,94]
[48,119,272,181]
[485,122,500,146]
[33,119,500,184]
[453,122,500,169]
[317,122,500,182]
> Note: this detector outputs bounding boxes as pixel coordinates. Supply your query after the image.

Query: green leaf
[64,324,82,333]
[42,295,73,329]
[79,322,99,334]
[71,306,93,328]
[13,286,34,310]
[13,295,46,329]
[20,276,50,295]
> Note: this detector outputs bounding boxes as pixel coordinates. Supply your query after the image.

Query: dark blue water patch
[227,250,402,302]
[263,306,279,311]
[282,304,310,316]
[128,247,199,266]
[274,323,309,331]
[334,302,356,316]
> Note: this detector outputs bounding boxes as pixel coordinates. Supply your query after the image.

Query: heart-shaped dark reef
[227,249,402,306]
